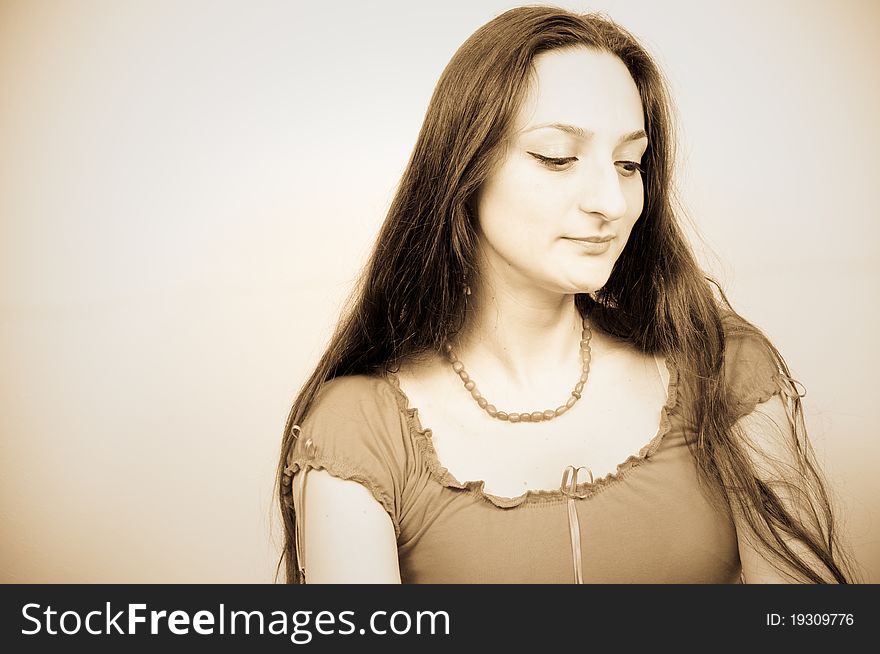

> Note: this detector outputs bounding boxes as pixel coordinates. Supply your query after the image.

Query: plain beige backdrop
[1,0,877,582]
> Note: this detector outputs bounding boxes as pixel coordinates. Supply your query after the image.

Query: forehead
[513,47,644,135]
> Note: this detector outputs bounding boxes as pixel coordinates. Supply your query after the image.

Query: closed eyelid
[527,151,577,162]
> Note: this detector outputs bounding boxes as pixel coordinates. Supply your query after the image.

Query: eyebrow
[521,122,648,144]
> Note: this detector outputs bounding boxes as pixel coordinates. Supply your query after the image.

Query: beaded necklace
[442,315,592,422]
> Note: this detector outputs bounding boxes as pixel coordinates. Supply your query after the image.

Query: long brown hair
[276,6,860,583]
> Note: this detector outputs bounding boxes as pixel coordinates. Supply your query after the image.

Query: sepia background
[1,0,877,582]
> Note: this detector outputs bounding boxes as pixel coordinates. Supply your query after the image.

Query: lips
[567,235,614,243]
[566,237,612,254]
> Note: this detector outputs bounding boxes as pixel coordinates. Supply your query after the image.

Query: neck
[450,276,588,396]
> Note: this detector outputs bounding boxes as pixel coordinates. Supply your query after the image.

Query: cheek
[625,180,645,223]
[478,165,549,239]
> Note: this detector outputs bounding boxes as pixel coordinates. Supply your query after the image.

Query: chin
[571,275,611,295]
[555,268,611,293]
[540,269,611,295]
[559,282,608,295]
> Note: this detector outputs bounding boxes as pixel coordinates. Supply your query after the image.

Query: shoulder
[292,372,416,439]
[720,314,786,419]
[306,374,401,420]
[722,322,777,383]
[293,373,410,464]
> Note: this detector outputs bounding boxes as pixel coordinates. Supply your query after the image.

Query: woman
[277,6,859,583]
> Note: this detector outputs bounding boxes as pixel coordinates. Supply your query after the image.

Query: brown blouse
[285,330,786,583]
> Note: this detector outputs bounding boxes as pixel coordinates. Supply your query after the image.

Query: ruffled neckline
[382,352,681,508]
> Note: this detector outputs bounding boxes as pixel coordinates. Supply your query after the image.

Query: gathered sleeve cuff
[283,375,407,539]
[722,331,803,423]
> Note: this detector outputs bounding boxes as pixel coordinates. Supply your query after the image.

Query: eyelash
[527,152,644,177]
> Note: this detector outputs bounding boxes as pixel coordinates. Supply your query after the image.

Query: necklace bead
[443,316,592,422]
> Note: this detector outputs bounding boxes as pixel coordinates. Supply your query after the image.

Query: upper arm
[284,376,409,583]
[730,393,832,584]
[294,468,402,584]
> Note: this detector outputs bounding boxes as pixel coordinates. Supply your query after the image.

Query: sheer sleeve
[723,330,808,486]
[283,375,406,538]
[723,332,840,582]
[722,331,796,422]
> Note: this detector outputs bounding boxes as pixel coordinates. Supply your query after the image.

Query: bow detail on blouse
[560,465,593,584]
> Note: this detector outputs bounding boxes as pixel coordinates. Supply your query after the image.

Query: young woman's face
[475,47,647,296]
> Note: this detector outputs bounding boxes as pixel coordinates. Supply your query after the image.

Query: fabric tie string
[560,465,593,584]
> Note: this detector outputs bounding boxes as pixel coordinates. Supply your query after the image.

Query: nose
[577,161,628,221]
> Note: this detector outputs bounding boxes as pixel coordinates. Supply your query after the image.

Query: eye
[615,161,644,178]
[527,152,577,171]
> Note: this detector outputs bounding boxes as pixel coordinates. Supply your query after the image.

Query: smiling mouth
[566,236,614,243]
[565,237,613,254]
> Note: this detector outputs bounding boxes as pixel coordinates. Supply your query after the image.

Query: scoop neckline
[381,351,681,508]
